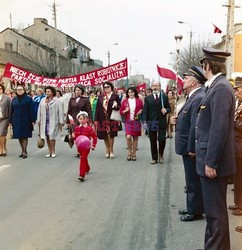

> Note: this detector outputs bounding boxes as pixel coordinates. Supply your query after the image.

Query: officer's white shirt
[188,87,201,98]
[205,73,222,88]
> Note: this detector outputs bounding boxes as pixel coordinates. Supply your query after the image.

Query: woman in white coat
[37,86,64,158]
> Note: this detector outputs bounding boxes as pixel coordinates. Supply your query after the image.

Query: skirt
[0,118,9,136]
[124,120,142,137]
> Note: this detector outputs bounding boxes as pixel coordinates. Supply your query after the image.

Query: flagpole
[174,35,183,117]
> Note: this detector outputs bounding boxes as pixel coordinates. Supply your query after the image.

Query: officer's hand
[188,152,196,158]
[205,165,217,179]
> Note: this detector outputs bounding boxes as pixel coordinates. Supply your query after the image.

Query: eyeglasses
[104,86,110,89]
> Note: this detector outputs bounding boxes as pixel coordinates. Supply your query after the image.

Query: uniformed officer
[196,47,236,250]
[175,66,206,222]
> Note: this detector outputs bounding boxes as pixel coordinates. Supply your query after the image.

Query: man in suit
[143,81,170,164]
[196,48,236,250]
[175,66,206,222]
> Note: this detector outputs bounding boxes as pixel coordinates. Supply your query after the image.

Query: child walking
[72,111,97,181]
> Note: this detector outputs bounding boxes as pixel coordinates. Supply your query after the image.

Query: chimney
[34,18,48,25]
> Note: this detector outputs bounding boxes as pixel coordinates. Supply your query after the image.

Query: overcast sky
[1,0,242,82]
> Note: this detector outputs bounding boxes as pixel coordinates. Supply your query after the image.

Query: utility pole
[223,0,240,76]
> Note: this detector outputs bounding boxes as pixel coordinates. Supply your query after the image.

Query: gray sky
[1,0,242,82]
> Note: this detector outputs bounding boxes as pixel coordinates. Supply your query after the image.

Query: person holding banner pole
[95,81,120,159]
[143,81,170,164]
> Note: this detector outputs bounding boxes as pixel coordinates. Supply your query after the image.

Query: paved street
[0,129,241,250]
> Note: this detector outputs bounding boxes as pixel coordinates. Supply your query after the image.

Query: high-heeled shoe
[22,154,27,159]
[127,154,132,161]
[105,153,110,158]
[2,150,7,157]
[109,153,114,159]
[132,156,136,161]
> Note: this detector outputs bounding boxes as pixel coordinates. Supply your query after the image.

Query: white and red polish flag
[68,114,75,125]
[157,65,184,94]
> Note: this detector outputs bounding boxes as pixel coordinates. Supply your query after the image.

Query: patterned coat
[95,93,120,139]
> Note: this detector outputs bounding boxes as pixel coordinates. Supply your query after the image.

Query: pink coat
[120,97,143,121]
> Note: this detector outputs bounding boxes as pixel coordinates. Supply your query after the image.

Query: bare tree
[170,38,215,75]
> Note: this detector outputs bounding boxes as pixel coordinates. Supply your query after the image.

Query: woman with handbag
[95,81,120,159]
[37,86,64,158]
[10,85,35,159]
[120,87,143,161]
[0,84,12,156]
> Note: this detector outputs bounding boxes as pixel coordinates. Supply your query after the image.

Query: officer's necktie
[155,94,159,105]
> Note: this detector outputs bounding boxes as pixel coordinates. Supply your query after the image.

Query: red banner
[3,59,128,88]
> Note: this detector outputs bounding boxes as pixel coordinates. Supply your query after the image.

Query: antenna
[49,0,60,29]
[10,13,12,28]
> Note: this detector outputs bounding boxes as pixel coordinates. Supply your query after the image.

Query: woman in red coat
[120,87,143,161]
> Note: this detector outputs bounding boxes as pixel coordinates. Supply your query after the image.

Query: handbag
[37,136,45,148]
[37,125,45,148]
[7,125,13,140]
[64,126,74,148]
[110,109,122,121]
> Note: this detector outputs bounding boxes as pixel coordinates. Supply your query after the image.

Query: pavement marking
[0,165,11,172]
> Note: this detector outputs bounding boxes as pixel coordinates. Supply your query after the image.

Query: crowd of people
[0,46,242,250]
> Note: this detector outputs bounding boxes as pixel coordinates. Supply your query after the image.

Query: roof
[0,28,54,53]
[24,19,91,51]
[0,48,47,75]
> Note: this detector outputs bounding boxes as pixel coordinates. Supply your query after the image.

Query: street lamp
[178,21,192,62]
[174,34,183,88]
[107,42,118,65]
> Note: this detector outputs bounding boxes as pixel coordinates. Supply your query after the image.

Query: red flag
[213,23,222,34]
[157,65,184,95]
[136,83,146,92]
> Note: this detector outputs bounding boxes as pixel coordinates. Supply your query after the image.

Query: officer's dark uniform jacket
[175,87,205,155]
[195,74,236,177]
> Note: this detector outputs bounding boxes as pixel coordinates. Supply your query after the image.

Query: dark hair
[103,81,114,91]
[74,85,84,94]
[96,90,102,95]
[45,86,56,96]
[0,83,5,93]
[89,90,95,95]
[146,88,152,92]
[203,59,226,75]
[56,90,63,96]
[167,89,174,96]
[16,84,25,91]
[126,87,138,98]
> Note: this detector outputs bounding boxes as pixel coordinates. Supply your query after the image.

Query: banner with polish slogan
[3,58,128,88]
